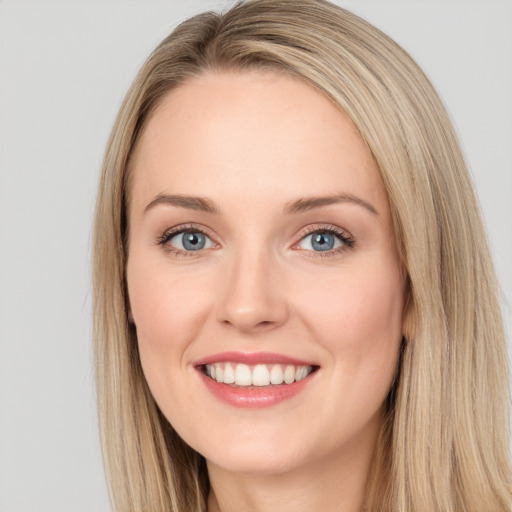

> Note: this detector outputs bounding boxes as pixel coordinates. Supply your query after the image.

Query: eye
[295,227,354,254]
[162,229,215,252]
[299,231,341,251]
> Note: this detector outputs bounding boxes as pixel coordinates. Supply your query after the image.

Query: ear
[126,292,135,324]
[402,290,415,341]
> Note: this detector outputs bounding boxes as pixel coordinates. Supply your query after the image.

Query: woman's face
[126,71,405,475]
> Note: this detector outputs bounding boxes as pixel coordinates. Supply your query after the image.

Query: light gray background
[0,1,511,510]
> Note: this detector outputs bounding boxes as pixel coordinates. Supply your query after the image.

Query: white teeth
[295,366,307,381]
[223,363,235,384]
[204,362,314,387]
[270,364,284,385]
[235,363,252,386]
[284,365,295,384]
[252,364,270,386]
[215,364,224,383]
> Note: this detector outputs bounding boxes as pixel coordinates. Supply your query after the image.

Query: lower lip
[197,370,314,408]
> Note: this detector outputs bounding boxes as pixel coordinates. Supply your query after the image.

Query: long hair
[92,1,511,510]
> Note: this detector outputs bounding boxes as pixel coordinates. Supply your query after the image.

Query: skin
[126,71,405,512]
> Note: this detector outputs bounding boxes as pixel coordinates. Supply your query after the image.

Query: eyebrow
[144,194,219,214]
[283,194,378,216]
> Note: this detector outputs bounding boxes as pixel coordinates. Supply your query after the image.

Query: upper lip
[194,351,318,367]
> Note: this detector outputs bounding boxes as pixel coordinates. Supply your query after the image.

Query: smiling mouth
[202,362,318,387]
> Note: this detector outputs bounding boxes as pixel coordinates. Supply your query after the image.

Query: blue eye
[167,231,214,251]
[311,232,336,251]
[297,229,352,253]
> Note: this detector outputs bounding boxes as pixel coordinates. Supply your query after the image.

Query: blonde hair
[92,1,511,510]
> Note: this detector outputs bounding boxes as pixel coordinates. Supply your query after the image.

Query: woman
[92,1,512,510]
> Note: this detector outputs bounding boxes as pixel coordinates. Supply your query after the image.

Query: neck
[206,412,383,512]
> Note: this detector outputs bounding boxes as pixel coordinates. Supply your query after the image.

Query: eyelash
[157,223,355,258]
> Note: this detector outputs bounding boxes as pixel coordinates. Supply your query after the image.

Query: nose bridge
[217,237,287,332]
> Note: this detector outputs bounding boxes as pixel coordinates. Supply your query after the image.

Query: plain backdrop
[0,1,511,510]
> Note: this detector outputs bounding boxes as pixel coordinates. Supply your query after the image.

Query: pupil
[312,232,334,251]
[183,232,205,250]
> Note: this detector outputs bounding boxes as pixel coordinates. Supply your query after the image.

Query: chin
[205,445,307,476]
[181,421,310,475]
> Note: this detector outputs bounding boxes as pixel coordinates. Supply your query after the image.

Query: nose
[216,247,289,333]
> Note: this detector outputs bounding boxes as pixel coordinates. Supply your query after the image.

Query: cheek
[126,255,214,369]
[296,261,404,378]
[292,263,404,443]
[125,256,214,423]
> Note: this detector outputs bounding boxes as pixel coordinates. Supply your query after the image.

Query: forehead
[128,70,387,215]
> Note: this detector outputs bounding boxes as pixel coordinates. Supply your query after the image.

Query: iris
[182,232,206,250]
[311,232,335,251]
